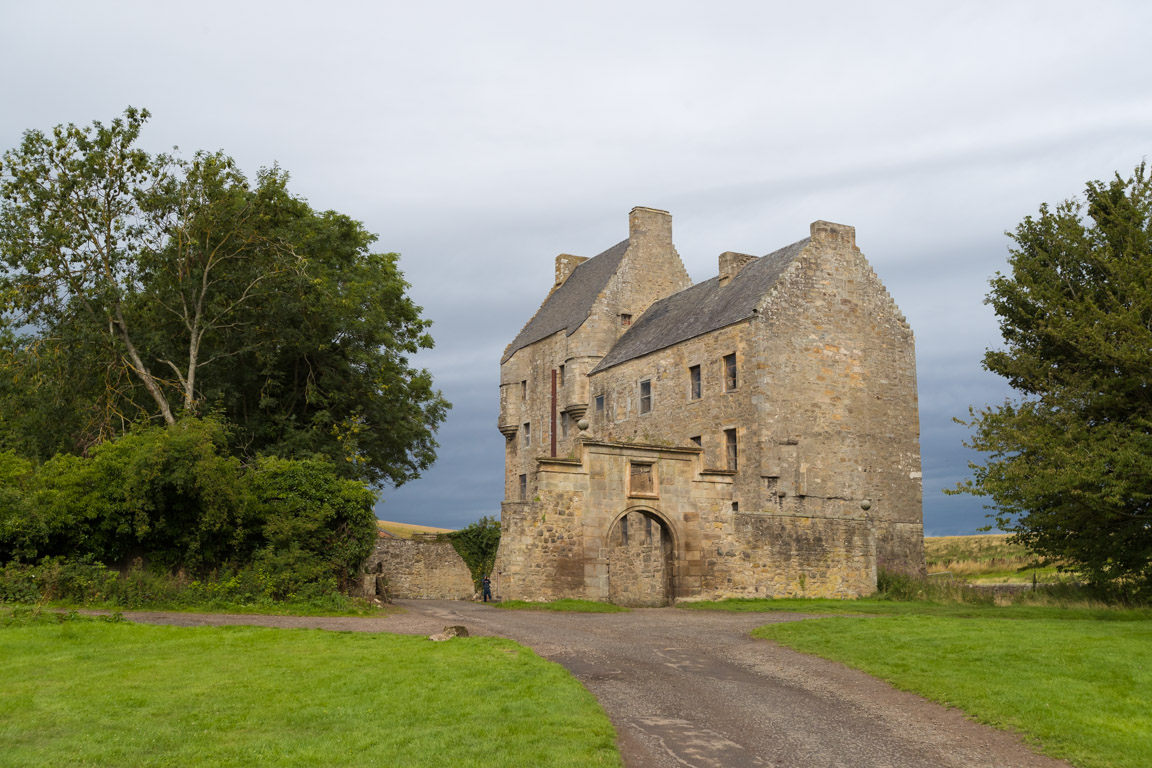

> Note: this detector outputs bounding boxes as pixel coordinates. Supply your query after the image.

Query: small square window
[689,365,701,400]
[620,313,632,327]
[639,379,652,414]
[724,354,737,391]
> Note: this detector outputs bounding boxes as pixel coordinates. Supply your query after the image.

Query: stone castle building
[493,207,923,605]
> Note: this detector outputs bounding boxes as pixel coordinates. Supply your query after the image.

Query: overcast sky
[3,1,1149,535]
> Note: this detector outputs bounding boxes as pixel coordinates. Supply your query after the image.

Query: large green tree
[955,163,1152,590]
[0,108,448,486]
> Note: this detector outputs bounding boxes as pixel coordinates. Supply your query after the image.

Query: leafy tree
[0,108,448,485]
[445,516,501,588]
[247,456,378,596]
[954,163,1152,591]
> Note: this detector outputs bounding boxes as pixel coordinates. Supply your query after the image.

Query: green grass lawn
[754,612,1152,768]
[0,612,620,768]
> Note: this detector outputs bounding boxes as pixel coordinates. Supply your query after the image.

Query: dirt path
[109,602,1071,768]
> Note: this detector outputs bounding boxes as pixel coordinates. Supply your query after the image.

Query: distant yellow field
[376,520,456,539]
[924,534,1060,583]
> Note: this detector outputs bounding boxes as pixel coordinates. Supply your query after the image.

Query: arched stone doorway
[607,508,674,607]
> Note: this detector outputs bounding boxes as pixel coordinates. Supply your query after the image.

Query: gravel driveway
[114,601,1071,768]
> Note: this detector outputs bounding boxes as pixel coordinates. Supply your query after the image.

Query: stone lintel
[580,438,702,456]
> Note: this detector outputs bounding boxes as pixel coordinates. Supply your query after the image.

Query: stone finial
[554,253,588,289]
[629,206,672,245]
[809,220,856,248]
[718,251,757,286]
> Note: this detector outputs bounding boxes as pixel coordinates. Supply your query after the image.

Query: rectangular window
[523,422,531,448]
[724,354,737,391]
[620,313,632,327]
[724,428,738,471]
[558,365,564,388]
[690,435,702,447]
[689,365,701,400]
[595,394,605,413]
[560,411,569,438]
[518,474,527,501]
[521,380,527,400]
[639,379,652,414]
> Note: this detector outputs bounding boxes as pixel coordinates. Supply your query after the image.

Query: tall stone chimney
[718,251,757,286]
[628,206,673,246]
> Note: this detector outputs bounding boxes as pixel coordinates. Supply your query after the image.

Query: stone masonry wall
[360,538,475,600]
[750,222,924,574]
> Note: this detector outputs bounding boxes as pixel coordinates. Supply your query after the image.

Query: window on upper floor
[723,353,737,391]
[521,380,527,400]
[523,422,531,448]
[560,411,569,438]
[689,365,701,400]
[620,313,632,328]
[519,474,527,501]
[557,365,564,388]
[639,379,652,414]
[690,435,702,447]
[724,428,738,471]
[595,394,605,414]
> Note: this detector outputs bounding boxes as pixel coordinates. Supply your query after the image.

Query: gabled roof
[502,239,629,363]
[591,237,810,373]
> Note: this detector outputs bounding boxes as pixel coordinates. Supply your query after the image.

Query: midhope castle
[492,207,923,605]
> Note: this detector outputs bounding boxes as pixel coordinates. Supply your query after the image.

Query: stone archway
[607,509,674,607]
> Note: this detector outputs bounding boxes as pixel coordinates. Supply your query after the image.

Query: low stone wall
[358,538,475,600]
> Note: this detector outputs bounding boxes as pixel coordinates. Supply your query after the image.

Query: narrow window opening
[621,515,629,545]
[560,411,569,438]
[523,422,531,448]
[724,428,738,471]
[519,474,527,501]
[690,435,702,447]
[521,380,527,399]
[732,501,739,512]
[645,516,653,544]
[724,354,737,391]
[558,365,565,388]
[595,394,605,413]
[639,379,652,414]
[689,365,701,400]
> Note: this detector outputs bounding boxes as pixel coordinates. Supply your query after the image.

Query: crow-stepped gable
[494,207,924,605]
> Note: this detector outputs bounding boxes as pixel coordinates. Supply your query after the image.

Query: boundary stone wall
[358,538,475,600]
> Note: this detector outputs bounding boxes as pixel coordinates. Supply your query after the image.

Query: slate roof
[591,237,811,373]
[502,239,629,363]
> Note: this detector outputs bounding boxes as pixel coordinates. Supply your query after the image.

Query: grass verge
[0,609,620,768]
[754,614,1152,768]
[495,599,629,613]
